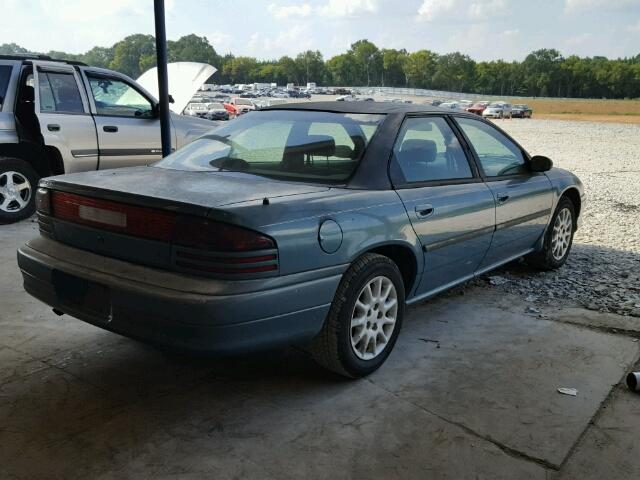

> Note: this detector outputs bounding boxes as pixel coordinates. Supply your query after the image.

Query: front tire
[0,157,38,224]
[311,253,405,378]
[526,197,576,270]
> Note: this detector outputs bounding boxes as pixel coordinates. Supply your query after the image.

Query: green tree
[403,50,438,88]
[109,34,156,77]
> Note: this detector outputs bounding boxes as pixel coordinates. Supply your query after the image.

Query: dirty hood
[42,166,329,211]
[137,62,217,114]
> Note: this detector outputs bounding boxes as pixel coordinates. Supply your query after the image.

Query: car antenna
[263,197,270,205]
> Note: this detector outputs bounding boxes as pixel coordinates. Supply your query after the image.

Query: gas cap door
[318,219,343,254]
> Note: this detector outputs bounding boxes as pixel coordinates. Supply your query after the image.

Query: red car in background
[466,102,489,115]
[223,98,256,117]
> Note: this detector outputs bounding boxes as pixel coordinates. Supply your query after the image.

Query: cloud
[564,0,635,13]
[268,3,313,19]
[418,0,509,21]
[246,24,313,57]
[268,0,378,19]
[317,0,378,17]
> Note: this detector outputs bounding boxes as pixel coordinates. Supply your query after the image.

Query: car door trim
[71,149,99,158]
[99,148,165,156]
[422,207,550,252]
[423,224,495,252]
[495,208,551,231]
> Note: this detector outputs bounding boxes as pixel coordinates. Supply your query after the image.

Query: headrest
[399,139,437,162]
[286,134,336,157]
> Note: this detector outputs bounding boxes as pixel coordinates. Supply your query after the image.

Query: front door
[390,116,496,297]
[81,70,167,169]
[455,117,553,269]
[32,61,98,173]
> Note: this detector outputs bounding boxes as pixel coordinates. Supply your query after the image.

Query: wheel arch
[0,143,64,177]
[355,241,421,295]
[560,187,581,221]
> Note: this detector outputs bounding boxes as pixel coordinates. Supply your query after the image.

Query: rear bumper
[18,238,344,354]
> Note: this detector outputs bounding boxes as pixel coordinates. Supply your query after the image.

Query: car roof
[0,54,87,66]
[261,101,449,115]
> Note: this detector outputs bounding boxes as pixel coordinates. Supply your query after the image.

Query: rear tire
[0,157,38,224]
[526,197,576,270]
[311,253,405,378]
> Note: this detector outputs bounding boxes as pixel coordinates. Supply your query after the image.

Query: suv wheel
[311,253,405,378]
[0,157,39,224]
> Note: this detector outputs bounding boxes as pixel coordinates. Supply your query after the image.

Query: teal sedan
[18,102,583,377]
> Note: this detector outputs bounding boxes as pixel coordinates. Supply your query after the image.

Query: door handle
[415,204,435,217]
[47,124,60,132]
[497,193,510,204]
[103,126,118,132]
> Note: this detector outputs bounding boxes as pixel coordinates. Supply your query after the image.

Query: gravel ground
[476,119,640,317]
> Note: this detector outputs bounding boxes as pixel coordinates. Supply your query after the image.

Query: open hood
[137,62,217,114]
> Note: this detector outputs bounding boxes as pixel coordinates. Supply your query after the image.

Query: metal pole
[154,0,171,157]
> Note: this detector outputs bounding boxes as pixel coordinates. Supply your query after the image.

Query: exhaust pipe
[626,372,640,392]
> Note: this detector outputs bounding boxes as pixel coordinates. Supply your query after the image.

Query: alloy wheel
[350,275,398,360]
[551,208,572,260]
[0,171,32,213]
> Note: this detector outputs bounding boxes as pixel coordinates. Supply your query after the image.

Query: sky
[1,0,639,61]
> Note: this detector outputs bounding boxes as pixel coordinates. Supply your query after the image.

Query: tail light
[49,190,277,276]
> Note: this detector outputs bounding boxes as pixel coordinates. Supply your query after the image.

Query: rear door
[454,116,553,270]
[32,61,99,172]
[81,70,172,169]
[391,115,496,297]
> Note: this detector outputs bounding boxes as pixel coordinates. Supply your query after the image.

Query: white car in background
[184,102,209,118]
[482,102,513,119]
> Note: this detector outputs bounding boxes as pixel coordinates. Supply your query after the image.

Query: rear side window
[456,117,527,177]
[392,116,473,183]
[38,71,84,114]
[0,65,12,108]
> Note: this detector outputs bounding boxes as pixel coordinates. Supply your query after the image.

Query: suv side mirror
[530,155,553,172]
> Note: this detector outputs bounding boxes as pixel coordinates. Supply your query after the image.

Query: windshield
[0,65,12,107]
[235,99,253,105]
[208,103,224,109]
[190,103,206,110]
[155,110,385,183]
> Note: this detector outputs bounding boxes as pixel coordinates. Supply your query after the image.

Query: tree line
[2,34,639,99]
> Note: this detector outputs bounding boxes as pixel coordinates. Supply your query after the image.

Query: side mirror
[168,94,175,104]
[530,155,553,172]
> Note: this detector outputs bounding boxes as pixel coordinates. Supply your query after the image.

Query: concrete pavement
[1,219,639,479]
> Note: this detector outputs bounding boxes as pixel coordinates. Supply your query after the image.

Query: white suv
[0,55,215,223]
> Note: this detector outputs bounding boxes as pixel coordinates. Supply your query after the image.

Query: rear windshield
[155,110,385,183]
[0,65,12,107]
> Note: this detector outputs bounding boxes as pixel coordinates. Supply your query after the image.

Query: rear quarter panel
[214,188,423,286]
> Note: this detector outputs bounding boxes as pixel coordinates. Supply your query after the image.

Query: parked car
[0,54,214,223]
[205,102,229,121]
[336,94,356,102]
[482,102,513,119]
[512,104,533,118]
[223,97,256,116]
[183,102,209,118]
[18,101,584,377]
[438,102,464,111]
[466,102,489,115]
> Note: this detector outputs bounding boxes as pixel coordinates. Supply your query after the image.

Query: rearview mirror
[530,155,553,172]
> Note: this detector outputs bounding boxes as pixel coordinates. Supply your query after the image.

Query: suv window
[0,65,12,108]
[456,117,527,177]
[37,71,84,114]
[86,74,154,118]
[392,116,473,183]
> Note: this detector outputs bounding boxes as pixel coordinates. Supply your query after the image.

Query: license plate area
[53,270,111,321]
